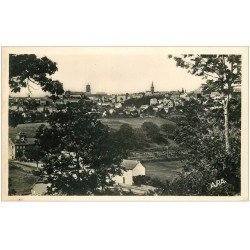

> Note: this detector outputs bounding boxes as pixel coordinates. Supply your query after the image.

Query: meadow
[100,117,175,130]
[143,160,183,181]
[9,122,47,139]
[9,163,39,195]
[9,117,175,139]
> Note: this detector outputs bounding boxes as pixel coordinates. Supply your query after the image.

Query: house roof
[31,183,50,195]
[12,138,36,145]
[69,91,83,95]
[121,159,139,170]
[211,91,220,95]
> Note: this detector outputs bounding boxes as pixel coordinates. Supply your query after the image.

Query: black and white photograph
[1,47,248,200]
[1,1,250,250]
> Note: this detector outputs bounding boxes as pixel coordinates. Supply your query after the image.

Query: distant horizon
[9,81,196,98]
[9,48,205,97]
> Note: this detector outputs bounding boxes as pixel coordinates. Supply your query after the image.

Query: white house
[102,102,112,107]
[9,105,18,111]
[37,106,45,112]
[150,98,158,106]
[180,93,190,101]
[162,98,170,105]
[115,102,122,109]
[164,100,174,109]
[109,108,115,115]
[140,104,149,110]
[116,95,126,102]
[157,104,164,109]
[210,91,221,99]
[113,160,146,185]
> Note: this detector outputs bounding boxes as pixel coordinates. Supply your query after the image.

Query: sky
[10,50,204,97]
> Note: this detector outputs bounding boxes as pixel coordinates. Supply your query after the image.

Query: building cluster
[10,81,242,123]
[9,82,189,121]
[9,81,242,124]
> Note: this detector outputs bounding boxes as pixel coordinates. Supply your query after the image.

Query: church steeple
[86,83,91,94]
[151,81,154,94]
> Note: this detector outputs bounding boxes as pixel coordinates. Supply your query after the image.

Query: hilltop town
[9,81,241,123]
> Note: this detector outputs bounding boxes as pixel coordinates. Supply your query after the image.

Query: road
[9,160,42,172]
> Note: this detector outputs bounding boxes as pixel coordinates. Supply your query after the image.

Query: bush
[133,175,152,186]
[169,168,237,196]
[133,175,170,195]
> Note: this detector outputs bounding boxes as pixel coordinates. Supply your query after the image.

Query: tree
[133,128,150,149]
[168,54,241,155]
[142,106,154,116]
[114,124,135,156]
[15,149,24,160]
[161,123,176,137]
[9,110,25,127]
[141,122,167,144]
[36,96,125,195]
[9,54,64,98]
[25,143,44,169]
[8,54,65,128]
[157,108,167,118]
[141,122,159,137]
[173,99,241,195]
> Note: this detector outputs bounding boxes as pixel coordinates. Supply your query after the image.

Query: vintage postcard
[1,47,248,201]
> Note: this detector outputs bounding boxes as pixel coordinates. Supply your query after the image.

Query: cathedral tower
[86,83,91,94]
[151,81,154,94]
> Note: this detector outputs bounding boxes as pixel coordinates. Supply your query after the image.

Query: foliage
[141,122,168,144]
[15,149,24,160]
[9,54,64,97]
[25,143,44,168]
[160,123,176,139]
[141,106,155,116]
[132,175,170,195]
[114,124,136,156]
[168,54,242,154]
[169,168,237,196]
[9,110,25,127]
[141,122,159,136]
[133,128,151,149]
[168,54,241,196]
[173,98,240,195]
[133,175,152,186]
[124,96,150,108]
[8,177,16,196]
[36,96,125,195]
[168,54,241,91]
[8,54,65,128]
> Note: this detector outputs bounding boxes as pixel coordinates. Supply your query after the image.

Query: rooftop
[121,159,140,170]
[11,137,36,145]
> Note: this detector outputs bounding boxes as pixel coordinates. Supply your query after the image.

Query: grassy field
[143,160,183,181]
[9,122,47,139]
[100,117,175,130]
[9,163,39,195]
[9,117,174,138]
